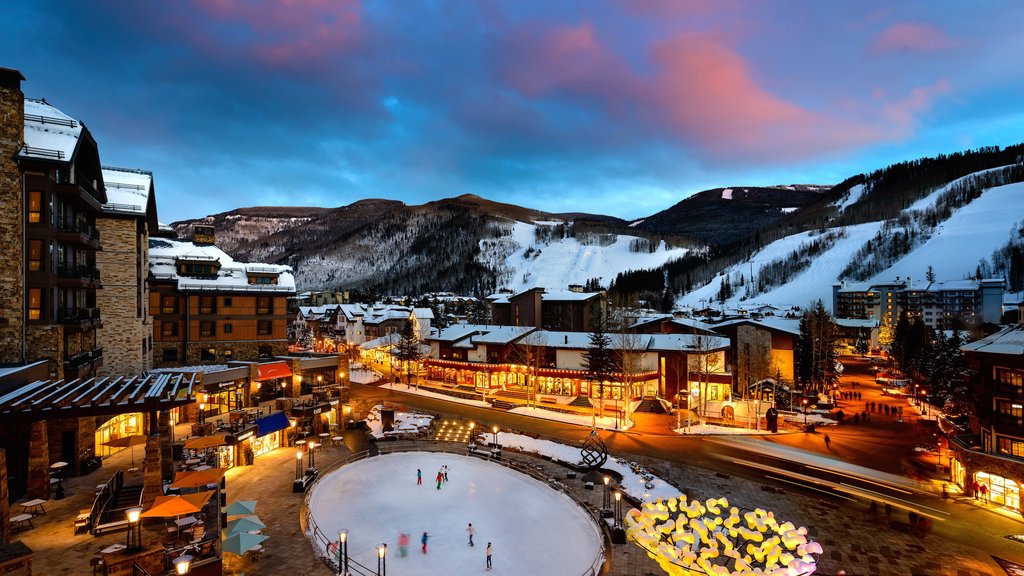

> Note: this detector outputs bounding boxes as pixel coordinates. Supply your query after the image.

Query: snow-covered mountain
[679,162,1024,310]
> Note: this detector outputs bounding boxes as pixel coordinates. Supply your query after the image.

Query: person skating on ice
[436,470,443,489]
[486,542,493,570]
[417,468,422,485]
[466,522,475,546]
[421,531,429,554]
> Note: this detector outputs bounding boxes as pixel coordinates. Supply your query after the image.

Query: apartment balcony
[56,307,101,326]
[64,347,103,379]
[54,219,102,249]
[56,264,102,286]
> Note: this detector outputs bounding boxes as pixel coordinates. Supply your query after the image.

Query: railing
[20,144,64,159]
[54,219,100,241]
[57,308,101,323]
[56,263,101,280]
[302,443,604,576]
[90,470,123,534]
[24,112,77,128]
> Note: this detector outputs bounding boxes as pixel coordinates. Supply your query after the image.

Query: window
[258,346,272,359]
[257,297,272,315]
[162,348,178,361]
[28,240,42,272]
[257,320,271,336]
[28,191,42,223]
[223,349,233,360]
[248,275,276,285]
[223,323,233,334]
[201,348,216,362]
[161,322,178,337]
[161,296,177,314]
[200,321,214,337]
[998,438,1024,459]
[199,296,216,314]
[223,297,232,307]
[28,288,42,320]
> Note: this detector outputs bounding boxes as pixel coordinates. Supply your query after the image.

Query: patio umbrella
[183,435,227,450]
[170,468,227,489]
[221,532,268,556]
[225,500,257,517]
[102,435,147,469]
[223,516,266,537]
[140,492,213,518]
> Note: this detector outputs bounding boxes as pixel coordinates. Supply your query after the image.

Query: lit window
[28,191,42,223]
[28,288,41,320]
[28,240,42,272]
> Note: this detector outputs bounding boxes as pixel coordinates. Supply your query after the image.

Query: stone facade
[25,421,48,500]
[0,71,25,365]
[96,216,150,375]
[25,325,63,381]
[152,339,289,369]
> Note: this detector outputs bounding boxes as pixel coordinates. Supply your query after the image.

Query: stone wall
[735,325,774,388]
[25,422,48,500]
[0,76,24,365]
[96,216,147,376]
[184,339,288,366]
[25,325,63,380]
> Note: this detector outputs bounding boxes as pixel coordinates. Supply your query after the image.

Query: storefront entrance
[975,472,1021,510]
[95,412,143,457]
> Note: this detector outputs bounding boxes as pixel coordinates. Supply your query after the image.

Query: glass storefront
[95,412,143,457]
[250,431,281,458]
[975,472,1021,510]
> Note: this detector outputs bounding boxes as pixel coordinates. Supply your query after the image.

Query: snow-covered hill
[479,221,692,291]
[679,164,1024,310]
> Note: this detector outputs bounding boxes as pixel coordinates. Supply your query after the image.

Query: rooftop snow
[149,238,295,293]
[21,98,81,162]
[101,166,151,214]
[962,325,1024,356]
[647,333,730,352]
[712,316,801,336]
[835,318,879,329]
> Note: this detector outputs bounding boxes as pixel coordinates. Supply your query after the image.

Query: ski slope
[485,221,691,290]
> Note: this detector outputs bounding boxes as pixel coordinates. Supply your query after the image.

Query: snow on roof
[360,332,402,350]
[101,166,152,214]
[541,290,601,302]
[149,237,295,293]
[430,323,490,343]
[926,279,1003,292]
[647,334,730,352]
[961,325,1024,356]
[531,331,593,349]
[412,307,434,320]
[712,316,801,336]
[21,98,82,162]
[471,326,535,345]
[486,293,511,304]
[835,318,879,329]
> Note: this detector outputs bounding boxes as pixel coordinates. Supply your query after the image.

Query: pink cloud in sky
[871,22,959,55]
[191,0,364,66]
[882,79,951,133]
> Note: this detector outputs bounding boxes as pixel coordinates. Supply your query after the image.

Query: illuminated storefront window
[975,472,1021,510]
[95,413,143,457]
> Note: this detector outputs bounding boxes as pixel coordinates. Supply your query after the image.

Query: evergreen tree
[392,321,424,387]
[794,300,839,394]
[926,265,937,283]
[853,329,870,356]
[469,298,492,325]
[429,298,449,329]
[582,308,616,423]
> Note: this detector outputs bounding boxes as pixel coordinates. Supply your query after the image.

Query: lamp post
[295,450,303,480]
[198,402,205,425]
[602,476,611,512]
[468,422,476,450]
[802,398,809,427]
[173,554,193,575]
[492,426,499,448]
[920,390,928,418]
[377,543,387,576]
[308,442,318,469]
[169,417,175,444]
[126,506,142,551]
[613,491,622,527]
[337,529,348,576]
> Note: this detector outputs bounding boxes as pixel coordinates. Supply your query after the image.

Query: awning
[256,361,292,381]
[255,411,291,437]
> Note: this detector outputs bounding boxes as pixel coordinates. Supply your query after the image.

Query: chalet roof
[0,373,197,420]
[149,238,295,294]
[21,98,82,162]
[632,315,717,334]
[431,324,488,343]
[647,334,730,352]
[541,290,601,302]
[962,324,1024,356]
[835,318,879,329]
[470,326,534,345]
[101,166,152,215]
[711,316,801,337]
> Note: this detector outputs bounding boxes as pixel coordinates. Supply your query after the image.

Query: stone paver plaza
[8,416,1021,576]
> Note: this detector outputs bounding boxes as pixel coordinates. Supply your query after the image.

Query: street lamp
[337,529,348,576]
[295,450,303,480]
[801,398,809,428]
[614,491,622,527]
[468,422,476,450]
[920,390,928,418]
[126,506,143,550]
[173,554,193,575]
[492,426,499,448]
[198,402,205,424]
[169,417,176,444]
[603,476,611,512]
[377,543,387,576]
[308,442,318,469]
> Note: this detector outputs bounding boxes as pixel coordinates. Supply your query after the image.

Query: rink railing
[301,442,604,576]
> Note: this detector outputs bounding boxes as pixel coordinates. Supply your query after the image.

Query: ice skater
[486,542,493,570]
[436,470,443,490]
[466,522,475,546]
[398,532,409,557]
[421,531,429,554]
[443,465,449,482]
[417,468,422,485]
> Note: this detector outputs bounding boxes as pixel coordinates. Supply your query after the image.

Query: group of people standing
[416,465,451,489]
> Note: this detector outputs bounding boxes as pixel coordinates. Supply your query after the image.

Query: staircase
[569,396,592,408]
[113,484,144,509]
[634,399,667,414]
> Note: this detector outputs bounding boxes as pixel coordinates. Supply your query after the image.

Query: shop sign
[236,430,254,441]
[329,400,339,406]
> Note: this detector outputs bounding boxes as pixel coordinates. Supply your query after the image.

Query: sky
[2,1,1022,223]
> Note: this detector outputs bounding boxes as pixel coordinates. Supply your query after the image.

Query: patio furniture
[10,513,34,531]
[19,498,47,515]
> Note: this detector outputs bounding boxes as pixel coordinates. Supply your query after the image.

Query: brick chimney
[0,68,25,365]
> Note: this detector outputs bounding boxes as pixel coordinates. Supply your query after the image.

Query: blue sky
[3,0,1022,223]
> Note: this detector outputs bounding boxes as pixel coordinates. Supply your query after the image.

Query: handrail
[302,443,604,576]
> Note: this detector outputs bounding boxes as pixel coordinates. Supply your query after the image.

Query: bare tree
[691,334,722,422]
[508,330,546,408]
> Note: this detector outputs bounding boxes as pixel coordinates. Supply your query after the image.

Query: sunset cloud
[871,22,959,55]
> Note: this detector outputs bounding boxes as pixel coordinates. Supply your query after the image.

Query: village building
[833,277,1004,329]
[488,287,604,332]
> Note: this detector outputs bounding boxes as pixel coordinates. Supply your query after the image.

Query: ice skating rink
[307,452,603,575]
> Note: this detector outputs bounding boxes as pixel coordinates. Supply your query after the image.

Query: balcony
[57,307,101,324]
[56,263,101,281]
[64,347,103,378]
[54,219,101,248]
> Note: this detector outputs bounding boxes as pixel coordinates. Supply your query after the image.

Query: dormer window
[176,255,220,278]
[248,273,278,285]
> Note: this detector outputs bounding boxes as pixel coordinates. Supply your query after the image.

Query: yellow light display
[624,495,822,576]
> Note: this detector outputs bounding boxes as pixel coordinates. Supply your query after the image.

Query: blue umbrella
[221,532,268,555]
[223,516,266,536]
[225,500,257,517]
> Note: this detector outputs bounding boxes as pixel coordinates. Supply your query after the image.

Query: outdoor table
[184,458,200,465]
[100,543,126,554]
[19,499,47,515]
[10,513,34,530]
[332,436,344,446]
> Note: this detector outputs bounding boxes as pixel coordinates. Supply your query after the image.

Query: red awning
[257,361,292,381]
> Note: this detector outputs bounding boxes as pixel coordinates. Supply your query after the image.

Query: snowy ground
[307,452,603,576]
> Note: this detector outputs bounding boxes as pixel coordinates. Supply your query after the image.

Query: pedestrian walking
[443,465,449,482]
[857,392,862,400]
[417,469,422,485]
[853,413,860,425]
[467,523,475,546]
[884,405,890,417]
[486,542,493,570]
[421,531,429,554]
[972,480,980,499]
[824,434,831,449]
[981,483,989,503]
[398,532,409,557]
[436,470,443,490]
